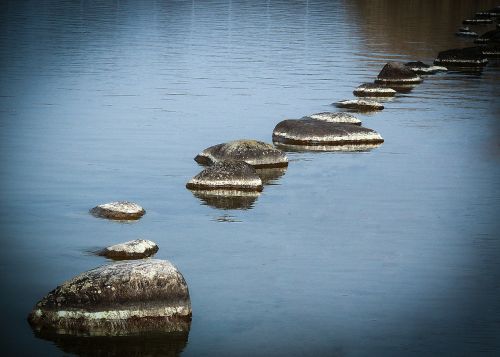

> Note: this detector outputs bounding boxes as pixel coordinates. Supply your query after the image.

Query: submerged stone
[335,99,384,111]
[272,119,384,147]
[194,140,288,168]
[98,239,159,260]
[404,61,448,74]
[186,161,263,192]
[353,83,396,97]
[375,62,422,84]
[434,47,488,66]
[90,201,145,220]
[27,260,192,336]
[303,112,362,125]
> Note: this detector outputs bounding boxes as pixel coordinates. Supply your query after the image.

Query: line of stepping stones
[27,4,500,340]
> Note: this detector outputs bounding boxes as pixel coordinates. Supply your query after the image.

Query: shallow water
[1,0,500,356]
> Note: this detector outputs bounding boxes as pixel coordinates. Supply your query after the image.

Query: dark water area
[1,0,500,356]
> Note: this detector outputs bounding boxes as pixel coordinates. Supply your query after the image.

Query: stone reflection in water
[191,189,260,210]
[33,330,189,357]
[274,142,383,153]
[255,167,287,185]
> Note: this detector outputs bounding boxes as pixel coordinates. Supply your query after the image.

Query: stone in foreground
[90,201,145,220]
[99,239,159,260]
[434,47,488,66]
[194,139,288,168]
[375,62,422,84]
[353,83,396,97]
[303,112,361,125]
[404,61,448,74]
[272,119,384,147]
[335,99,384,111]
[28,260,191,336]
[186,161,263,192]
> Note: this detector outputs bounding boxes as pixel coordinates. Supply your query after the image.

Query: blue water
[1,0,499,355]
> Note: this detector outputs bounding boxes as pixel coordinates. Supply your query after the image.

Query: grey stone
[98,239,159,260]
[353,83,396,97]
[375,62,422,84]
[463,18,493,24]
[186,161,263,192]
[404,61,447,74]
[303,112,362,125]
[272,119,384,147]
[27,260,192,336]
[90,201,145,221]
[474,29,500,44]
[434,47,488,66]
[335,99,384,111]
[194,139,288,168]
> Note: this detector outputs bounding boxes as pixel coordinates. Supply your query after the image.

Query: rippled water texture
[1,0,499,356]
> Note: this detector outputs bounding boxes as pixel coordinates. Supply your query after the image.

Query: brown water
[0,0,499,356]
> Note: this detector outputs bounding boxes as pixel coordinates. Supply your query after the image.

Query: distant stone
[475,12,494,19]
[27,260,191,336]
[186,161,263,192]
[98,239,159,260]
[272,119,384,147]
[335,99,384,111]
[375,62,422,84]
[353,83,396,97]
[194,139,288,168]
[303,112,362,125]
[463,18,493,24]
[456,26,478,37]
[404,61,448,74]
[474,29,500,44]
[90,201,145,220]
[434,47,488,66]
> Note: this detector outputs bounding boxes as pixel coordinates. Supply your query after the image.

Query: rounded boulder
[90,201,145,220]
[194,139,288,168]
[335,99,384,111]
[98,239,159,260]
[375,62,422,84]
[27,260,192,336]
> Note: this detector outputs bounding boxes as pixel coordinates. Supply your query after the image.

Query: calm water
[1,0,500,356]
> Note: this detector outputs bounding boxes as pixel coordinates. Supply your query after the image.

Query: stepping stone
[434,47,488,66]
[194,139,288,168]
[482,43,500,56]
[98,239,159,260]
[456,26,478,37]
[474,29,500,44]
[90,201,145,220]
[27,260,191,335]
[272,119,384,147]
[353,83,396,97]
[303,112,362,125]
[404,61,447,74]
[335,99,384,111]
[375,62,422,84]
[463,18,493,25]
[186,161,263,192]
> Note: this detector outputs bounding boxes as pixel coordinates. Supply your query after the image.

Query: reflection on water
[34,330,189,357]
[255,167,287,185]
[274,142,383,153]
[190,190,260,210]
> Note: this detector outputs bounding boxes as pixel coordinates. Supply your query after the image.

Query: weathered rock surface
[482,42,500,56]
[28,260,192,336]
[455,26,478,37]
[404,61,448,74]
[98,239,159,260]
[272,119,384,147]
[434,47,488,66]
[194,139,288,168]
[274,142,383,153]
[375,62,422,84]
[353,83,396,97]
[90,201,145,220]
[335,99,384,111]
[186,161,263,192]
[303,112,362,125]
